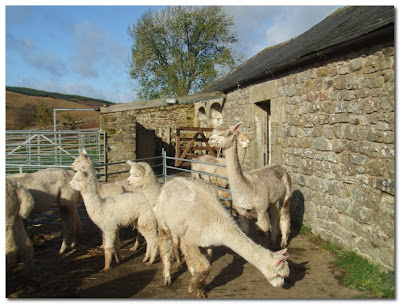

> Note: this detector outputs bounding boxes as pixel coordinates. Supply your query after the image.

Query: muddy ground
[6,204,373,299]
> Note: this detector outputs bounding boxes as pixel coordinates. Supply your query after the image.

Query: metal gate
[5,130,107,177]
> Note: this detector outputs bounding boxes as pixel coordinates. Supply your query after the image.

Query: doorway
[136,123,156,166]
[255,101,271,166]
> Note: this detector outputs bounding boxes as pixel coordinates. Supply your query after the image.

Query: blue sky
[5,4,346,104]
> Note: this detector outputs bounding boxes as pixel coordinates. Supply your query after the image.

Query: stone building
[100,6,394,271]
[100,91,224,176]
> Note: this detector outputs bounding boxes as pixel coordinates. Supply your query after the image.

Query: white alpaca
[155,177,289,298]
[209,123,292,248]
[126,160,183,267]
[192,132,252,189]
[6,179,35,275]
[69,169,158,271]
[71,150,144,251]
[8,168,82,255]
[71,150,135,197]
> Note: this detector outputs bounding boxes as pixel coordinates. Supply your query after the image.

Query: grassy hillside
[6,87,114,130]
[6,86,114,107]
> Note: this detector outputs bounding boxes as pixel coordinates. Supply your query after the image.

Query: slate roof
[203,6,394,93]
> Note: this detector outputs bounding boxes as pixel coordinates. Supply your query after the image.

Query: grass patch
[299,226,394,298]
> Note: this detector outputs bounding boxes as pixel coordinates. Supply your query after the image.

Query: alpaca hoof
[175,261,183,270]
[145,261,153,266]
[280,240,287,248]
[188,286,206,298]
[130,243,139,252]
[102,267,111,272]
[195,290,207,298]
[163,275,171,286]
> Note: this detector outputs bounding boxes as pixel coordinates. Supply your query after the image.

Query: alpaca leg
[158,226,173,286]
[238,214,250,235]
[6,227,18,272]
[58,202,81,255]
[100,231,105,248]
[130,232,144,251]
[113,230,121,263]
[268,204,281,247]
[255,207,270,233]
[235,207,250,234]
[172,234,182,268]
[103,232,117,271]
[14,219,34,275]
[137,223,158,265]
[279,198,291,248]
[142,241,151,263]
[180,241,210,298]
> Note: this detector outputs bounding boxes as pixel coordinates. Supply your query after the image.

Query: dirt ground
[6,204,374,300]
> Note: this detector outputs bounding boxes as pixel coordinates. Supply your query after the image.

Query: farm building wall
[99,92,225,180]
[100,103,195,179]
[222,42,395,271]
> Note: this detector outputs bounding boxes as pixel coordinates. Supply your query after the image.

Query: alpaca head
[71,149,93,171]
[237,132,252,149]
[262,248,290,288]
[69,169,91,192]
[209,123,242,149]
[126,161,153,190]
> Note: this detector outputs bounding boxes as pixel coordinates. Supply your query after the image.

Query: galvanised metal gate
[5,130,107,178]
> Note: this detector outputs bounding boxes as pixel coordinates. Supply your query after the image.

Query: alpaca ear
[276,248,288,255]
[137,163,148,175]
[79,149,88,159]
[142,162,153,176]
[232,122,242,133]
[126,160,134,166]
[275,256,288,267]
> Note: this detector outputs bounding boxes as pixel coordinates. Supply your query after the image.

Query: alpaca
[126,160,182,267]
[69,168,158,271]
[208,123,292,248]
[71,150,144,251]
[7,168,82,255]
[72,149,136,197]
[6,179,35,275]
[155,177,289,298]
[192,132,252,189]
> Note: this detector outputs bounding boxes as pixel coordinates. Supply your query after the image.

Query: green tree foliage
[128,6,239,100]
[32,101,53,129]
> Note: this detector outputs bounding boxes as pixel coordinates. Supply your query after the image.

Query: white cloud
[264,6,341,47]
[224,6,342,59]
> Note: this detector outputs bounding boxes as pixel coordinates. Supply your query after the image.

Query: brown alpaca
[209,123,292,248]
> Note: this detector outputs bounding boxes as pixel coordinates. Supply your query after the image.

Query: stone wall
[99,92,224,180]
[222,43,394,271]
[100,103,195,179]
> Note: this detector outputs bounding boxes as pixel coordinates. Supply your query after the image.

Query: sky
[3,3,376,104]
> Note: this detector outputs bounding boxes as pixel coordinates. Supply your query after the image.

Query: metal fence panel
[5,130,106,176]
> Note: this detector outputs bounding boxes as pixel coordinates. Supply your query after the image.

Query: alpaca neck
[221,224,273,273]
[224,135,246,186]
[237,144,247,165]
[143,178,161,207]
[79,174,103,215]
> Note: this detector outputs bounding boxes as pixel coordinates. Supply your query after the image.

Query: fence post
[162,148,167,184]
